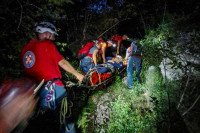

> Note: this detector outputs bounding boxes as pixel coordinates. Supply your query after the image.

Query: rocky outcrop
[90,93,112,132]
[159,32,200,80]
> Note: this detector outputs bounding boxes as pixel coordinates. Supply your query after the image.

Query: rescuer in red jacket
[110,34,128,56]
[21,21,83,133]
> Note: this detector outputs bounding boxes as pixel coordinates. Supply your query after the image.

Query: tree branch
[27,3,42,10]
[182,95,200,116]
[177,75,190,109]
[81,11,92,44]
[17,0,23,31]
[137,8,146,35]
[162,1,167,23]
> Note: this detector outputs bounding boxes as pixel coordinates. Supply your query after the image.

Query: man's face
[38,32,55,41]
[107,41,112,47]
[48,33,55,40]
[122,35,127,40]
[115,57,120,63]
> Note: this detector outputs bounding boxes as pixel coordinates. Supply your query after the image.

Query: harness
[43,80,57,110]
[129,54,142,58]
[128,46,142,58]
[38,78,74,132]
[43,78,60,84]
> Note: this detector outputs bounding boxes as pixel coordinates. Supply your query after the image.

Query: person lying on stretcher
[90,55,123,74]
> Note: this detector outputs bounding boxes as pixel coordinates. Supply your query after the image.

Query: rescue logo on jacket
[23,51,35,68]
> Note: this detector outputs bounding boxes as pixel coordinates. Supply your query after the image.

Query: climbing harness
[44,80,56,110]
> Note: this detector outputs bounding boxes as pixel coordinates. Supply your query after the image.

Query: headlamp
[112,43,116,48]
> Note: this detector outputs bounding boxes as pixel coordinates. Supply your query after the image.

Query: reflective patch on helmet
[23,51,35,68]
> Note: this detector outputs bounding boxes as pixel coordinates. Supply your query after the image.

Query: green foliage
[77,96,97,133]
[106,66,166,132]
[77,65,167,132]
[108,96,156,133]
[139,17,178,72]
[56,42,68,52]
[77,108,90,133]
[145,67,163,89]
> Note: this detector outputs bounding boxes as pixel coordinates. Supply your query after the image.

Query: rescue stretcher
[81,60,127,90]
[64,58,127,90]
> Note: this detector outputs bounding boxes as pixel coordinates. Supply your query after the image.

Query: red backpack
[78,42,94,60]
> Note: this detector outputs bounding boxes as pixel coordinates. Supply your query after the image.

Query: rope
[59,97,74,132]
[98,73,101,84]
[64,66,126,90]
[90,75,94,86]
[60,97,68,124]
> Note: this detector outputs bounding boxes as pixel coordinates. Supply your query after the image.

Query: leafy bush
[108,95,157,133]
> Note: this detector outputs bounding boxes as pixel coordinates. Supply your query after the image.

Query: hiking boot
[127,86,133,90]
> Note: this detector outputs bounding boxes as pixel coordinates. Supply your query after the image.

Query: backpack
[134,44,142,56]
[78,42,94,60]
[128,43,142,56]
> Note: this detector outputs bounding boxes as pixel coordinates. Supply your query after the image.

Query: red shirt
[111,35,122,43]
[21,39,64,85]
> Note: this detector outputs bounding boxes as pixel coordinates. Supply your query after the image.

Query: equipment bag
[128,42,142,57]
[78,42,94,60]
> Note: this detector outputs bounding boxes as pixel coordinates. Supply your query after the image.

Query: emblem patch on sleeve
[23,51,35,68]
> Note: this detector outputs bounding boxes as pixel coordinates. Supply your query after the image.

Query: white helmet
[116,55,123,62]
[35,21,58,35]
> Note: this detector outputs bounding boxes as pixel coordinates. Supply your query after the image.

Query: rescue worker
[80,40,100,73]
[94,38,114,63]
[125,41,142,89]
[98,40,108,63]
[110,34,128,56]
[21,21,84,133]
